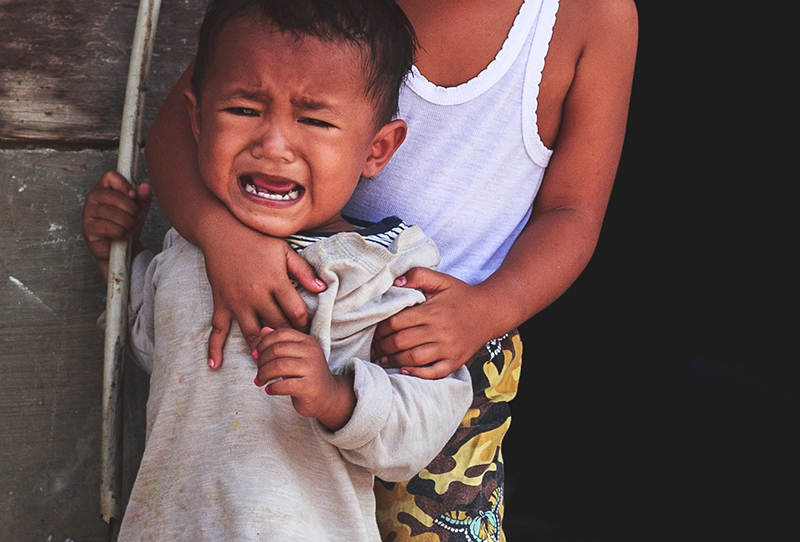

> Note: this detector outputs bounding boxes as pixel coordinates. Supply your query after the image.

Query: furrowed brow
[218,88,272,103]
[292,95,341,115]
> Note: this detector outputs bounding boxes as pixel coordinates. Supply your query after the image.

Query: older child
[142,0,639,539]
[82,1,473,540]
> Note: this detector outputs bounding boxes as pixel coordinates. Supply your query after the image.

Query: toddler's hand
[82,170,151,280]
[253,327,355,431]
[372,267,492,379]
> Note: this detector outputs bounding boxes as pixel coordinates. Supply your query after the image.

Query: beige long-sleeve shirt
[119,220,473,541]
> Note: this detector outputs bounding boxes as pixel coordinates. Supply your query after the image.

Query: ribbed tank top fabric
[343,0,559,284]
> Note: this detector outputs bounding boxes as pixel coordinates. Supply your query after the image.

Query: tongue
[247,175,297,195]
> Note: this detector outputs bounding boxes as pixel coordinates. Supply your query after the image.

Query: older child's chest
[401,0,581,150]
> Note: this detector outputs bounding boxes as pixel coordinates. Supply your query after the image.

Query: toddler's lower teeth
[246,183,298,201]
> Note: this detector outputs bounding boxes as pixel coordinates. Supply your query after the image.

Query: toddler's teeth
[245,182,300,201]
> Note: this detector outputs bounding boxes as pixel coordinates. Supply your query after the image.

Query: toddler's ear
[183,89,202,144]
[361,119,406,179]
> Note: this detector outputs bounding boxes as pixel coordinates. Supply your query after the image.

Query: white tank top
[344,0,558,284]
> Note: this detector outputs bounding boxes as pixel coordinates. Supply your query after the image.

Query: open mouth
[240,175,303,202]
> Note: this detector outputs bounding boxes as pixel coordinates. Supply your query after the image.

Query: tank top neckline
[405,0,541,105]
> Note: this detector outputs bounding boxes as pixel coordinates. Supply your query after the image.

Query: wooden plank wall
[1,0,205,145]
[1,1,205,539]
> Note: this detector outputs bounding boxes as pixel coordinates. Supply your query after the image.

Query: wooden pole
[101,0,162,523]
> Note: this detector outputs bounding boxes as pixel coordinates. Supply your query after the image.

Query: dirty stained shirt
[118,219,473,542]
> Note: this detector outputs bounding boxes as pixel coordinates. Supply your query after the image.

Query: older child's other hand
[82,170,151,281]
[253,327,355,432]
[372,268,493,379]
[202,228,326,370]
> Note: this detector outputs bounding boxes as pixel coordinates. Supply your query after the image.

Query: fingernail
[315,279,326,289]
[209,358,217,369]
[264,386,269,394]
[252,349,258,358]
[261,326,274,334]
[379,356,388,366]
[394,276,407,287]
[401,368,409,375]
[254,377,259,386]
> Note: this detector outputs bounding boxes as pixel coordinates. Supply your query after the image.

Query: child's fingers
[254,354,304,387]
[253,327,305,359]
[286,250,326,293]
[379,340,438,370]
[84,216,134,243]
[207,302,232,370]
[98,170,136,195]
[85,187,141,223]
[394,266,450,298]
[372,321,429,362]
[236,308,269,351]
[397,358,460,380]
[262,373,305,397]
[254,294,300,337]
[253,329,312,386]
[271,284,310,332]
[86,201,139,232]
[135,182,152,212]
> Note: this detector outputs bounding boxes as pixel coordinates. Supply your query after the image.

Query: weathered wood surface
[0,0,206,145]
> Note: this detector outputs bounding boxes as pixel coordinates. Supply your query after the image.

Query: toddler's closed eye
[298,117,335,128]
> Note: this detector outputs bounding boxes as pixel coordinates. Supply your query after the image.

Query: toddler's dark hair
[192,0,417,126]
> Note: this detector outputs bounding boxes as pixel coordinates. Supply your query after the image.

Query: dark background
[503,4,795,541]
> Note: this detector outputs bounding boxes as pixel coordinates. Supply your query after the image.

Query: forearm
[145,62,244,247]
[476,206,603,338]
[476,0,636,339]
[128,248,156,375]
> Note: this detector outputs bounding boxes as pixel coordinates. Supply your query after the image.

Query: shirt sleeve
[128,250,156,375]
[315,360,473,482]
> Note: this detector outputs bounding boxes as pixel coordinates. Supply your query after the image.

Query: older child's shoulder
[564,0,639,45]
[554,0,638,44]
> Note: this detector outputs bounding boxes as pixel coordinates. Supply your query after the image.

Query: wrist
[317,373,356,432]
[190,201,243,250]
[472,280,526,339]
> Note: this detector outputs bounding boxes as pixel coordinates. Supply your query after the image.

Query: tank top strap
[523,0,559,167]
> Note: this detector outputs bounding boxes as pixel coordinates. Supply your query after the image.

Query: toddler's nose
[251,122,296,163]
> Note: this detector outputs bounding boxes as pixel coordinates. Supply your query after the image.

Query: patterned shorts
[375,330,522,542]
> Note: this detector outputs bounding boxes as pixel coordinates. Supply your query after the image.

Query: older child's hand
[82,170,151,281]
[200,224,326,370]
[372,268,496,379]
[253,327,356,432]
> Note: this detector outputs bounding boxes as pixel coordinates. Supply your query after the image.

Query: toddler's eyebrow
[218,88,271,103]
[292,95,341,115]
[216,89,343,117]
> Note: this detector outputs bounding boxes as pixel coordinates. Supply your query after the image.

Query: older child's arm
[373,0,639,377]
[145,63,326,367]
[82,171,151,281]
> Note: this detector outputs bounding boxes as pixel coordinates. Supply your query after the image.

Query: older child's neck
[397,0,523,87]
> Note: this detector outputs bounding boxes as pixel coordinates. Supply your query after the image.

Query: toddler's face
[188,17,388,236]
